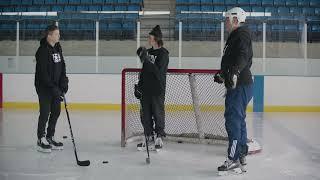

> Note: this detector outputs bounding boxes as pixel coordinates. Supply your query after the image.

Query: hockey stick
[63,95,90,167]
[139,98,150,164]
[144,131,151,164]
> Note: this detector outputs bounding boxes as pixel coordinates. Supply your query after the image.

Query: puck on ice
[103,161,109,164]
[63,136,68,139]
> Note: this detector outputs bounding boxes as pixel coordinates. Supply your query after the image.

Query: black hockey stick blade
[77,160,90,166]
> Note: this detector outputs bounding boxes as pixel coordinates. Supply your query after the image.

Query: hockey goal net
[121,68,261,154]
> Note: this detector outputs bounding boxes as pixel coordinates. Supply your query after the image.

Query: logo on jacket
[148,54,157,64]
[52,53,61,63]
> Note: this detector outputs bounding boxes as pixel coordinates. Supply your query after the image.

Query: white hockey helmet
[225,7,246,25]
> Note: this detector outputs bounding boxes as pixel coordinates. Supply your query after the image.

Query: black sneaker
[37,137,52,153]
[46,136,64,150]
[218,159,245,175]
[218,159,240,171]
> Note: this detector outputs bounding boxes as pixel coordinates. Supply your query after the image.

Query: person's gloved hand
[136,46,148,63]
[225,67,240,89]
[61,77,69,94]
[53,87,63,102]
[214,71,224,84]
[134,84,142,100]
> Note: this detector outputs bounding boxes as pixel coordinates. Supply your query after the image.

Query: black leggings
[36,88,61,139]
[140,94,166,137]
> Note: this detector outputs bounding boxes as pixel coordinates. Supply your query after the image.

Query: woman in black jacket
[135,25,169,152]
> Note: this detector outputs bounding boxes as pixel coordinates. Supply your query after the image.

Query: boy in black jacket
[135,25,169,152]
[35,25,68,153]
[214,7,253,174]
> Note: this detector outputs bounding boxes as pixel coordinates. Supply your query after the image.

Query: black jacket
[221,25,253,86]
[34,38,68,97]
[138,47,169,96]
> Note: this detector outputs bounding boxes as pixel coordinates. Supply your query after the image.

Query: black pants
[140,94,165,137]
[36,88,61,139]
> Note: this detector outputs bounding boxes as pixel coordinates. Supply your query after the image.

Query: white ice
[0,109,320,180]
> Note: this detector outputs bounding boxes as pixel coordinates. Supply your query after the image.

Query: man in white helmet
[214,7,253,175]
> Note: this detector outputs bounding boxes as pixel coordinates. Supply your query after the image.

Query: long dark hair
[154,36,164,47]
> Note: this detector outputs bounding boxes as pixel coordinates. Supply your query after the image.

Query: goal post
[121,68,261,154]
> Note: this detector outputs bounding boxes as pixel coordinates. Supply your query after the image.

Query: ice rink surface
[0,109,319,180]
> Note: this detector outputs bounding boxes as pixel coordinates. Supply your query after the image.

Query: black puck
[103,161,109,164]
[178,141,183,143]
[63,136,68,139]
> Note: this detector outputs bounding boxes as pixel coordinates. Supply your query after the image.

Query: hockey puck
[103,161,109,164]
[177,141,183,143]
[63,136,68,139]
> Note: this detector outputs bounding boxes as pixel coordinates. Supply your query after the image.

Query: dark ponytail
[155,37,164,47]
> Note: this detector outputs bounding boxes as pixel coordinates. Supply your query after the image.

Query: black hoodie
[138,47,169,96]
[34,38,68,97]
[221,25,253,86]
